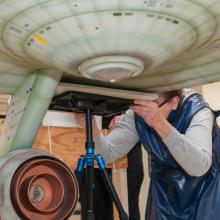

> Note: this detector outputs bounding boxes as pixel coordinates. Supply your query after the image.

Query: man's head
[155,90,182,118]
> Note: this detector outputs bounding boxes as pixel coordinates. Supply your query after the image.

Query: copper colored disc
[27,174,64,213]
[11,157,79,220]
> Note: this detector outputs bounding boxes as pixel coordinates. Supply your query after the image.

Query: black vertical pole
[85,108,95,220]
[86,108,93,144]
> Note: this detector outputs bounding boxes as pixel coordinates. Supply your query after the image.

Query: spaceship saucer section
[0,0,220,94]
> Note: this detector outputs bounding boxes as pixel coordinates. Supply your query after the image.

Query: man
[76,89,220,220]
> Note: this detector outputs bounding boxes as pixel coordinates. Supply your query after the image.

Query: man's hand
[130,100,165,127]
[130,100,173,139]
[108,115,122,131]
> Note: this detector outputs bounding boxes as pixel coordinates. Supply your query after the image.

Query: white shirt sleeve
[95,110,139,162]
[162,107,214,177]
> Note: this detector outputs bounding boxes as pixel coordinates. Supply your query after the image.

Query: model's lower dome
[79,56,145,82]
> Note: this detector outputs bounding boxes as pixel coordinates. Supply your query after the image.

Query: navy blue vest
[135,93,220,220]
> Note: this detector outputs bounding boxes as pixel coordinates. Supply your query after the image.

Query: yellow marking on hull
[34,34,47,44]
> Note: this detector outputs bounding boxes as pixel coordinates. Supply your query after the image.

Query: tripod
[76,108,129,220]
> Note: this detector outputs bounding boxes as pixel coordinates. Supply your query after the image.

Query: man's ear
[171,96,180,110]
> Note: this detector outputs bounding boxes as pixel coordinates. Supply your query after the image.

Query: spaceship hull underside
[0,0,220,93]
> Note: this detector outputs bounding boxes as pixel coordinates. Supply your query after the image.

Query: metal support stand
[76,108,129,220]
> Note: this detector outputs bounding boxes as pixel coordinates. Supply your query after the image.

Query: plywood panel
[0,123,128,175]
[33,126,127,169]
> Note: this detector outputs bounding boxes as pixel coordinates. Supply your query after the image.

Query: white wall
[202,82,220,125]
[202,82,220,110]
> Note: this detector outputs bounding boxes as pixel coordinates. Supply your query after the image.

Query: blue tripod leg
[76,154,95,220]
[77,155,86,173]
[76,155,86,186]
[95,154,129,220]
[76,156,87,220]
[85,149,95,220]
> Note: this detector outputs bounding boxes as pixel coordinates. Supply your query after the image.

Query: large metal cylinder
[0,149,79,220]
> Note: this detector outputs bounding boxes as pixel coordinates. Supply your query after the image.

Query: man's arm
[163,108,214,176]
[95,110,139,162]
[130,98,213,177]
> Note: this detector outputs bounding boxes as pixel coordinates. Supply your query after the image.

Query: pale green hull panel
[0,71,61,156]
